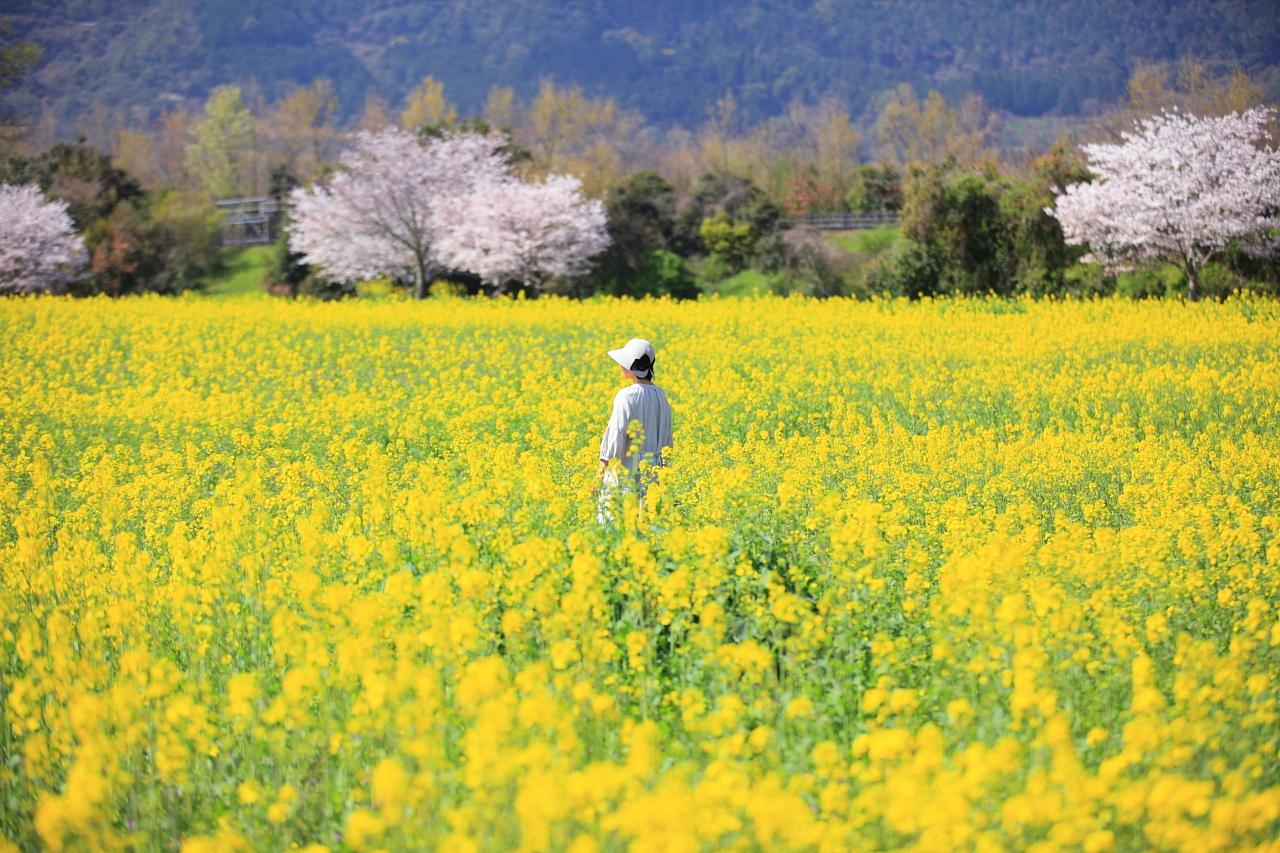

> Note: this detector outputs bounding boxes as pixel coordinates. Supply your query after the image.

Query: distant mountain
[5,0,1280,129]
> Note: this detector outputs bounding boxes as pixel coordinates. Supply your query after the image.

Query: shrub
[866,242,941,298]
[1114,265,1184,299]
[674,172,782,258]
[591,171,681,295]
[765,227,855,297]
[697,253,736,287]
[428,279,468,299]
[844,164,903,213]
[698,215,755,272]
[635,250,699,299]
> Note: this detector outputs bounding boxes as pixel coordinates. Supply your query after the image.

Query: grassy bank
[201,245,276,297]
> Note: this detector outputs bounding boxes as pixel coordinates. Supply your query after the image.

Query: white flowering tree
[435,174,610,292]
[288,128,510,299]
[1049,107,1280,300]
[0,183,88,294]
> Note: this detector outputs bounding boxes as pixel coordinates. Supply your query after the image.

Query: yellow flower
[343,809,384,852]
[372,757,409,813]
[5,295,1279,850]
[236,780,262,806]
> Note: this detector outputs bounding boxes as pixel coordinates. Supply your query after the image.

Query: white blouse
[599,383,673,476]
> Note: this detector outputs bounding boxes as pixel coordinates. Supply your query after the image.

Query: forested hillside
[6,0,1280,128]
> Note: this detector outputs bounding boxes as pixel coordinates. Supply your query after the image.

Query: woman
[595,338,673,523]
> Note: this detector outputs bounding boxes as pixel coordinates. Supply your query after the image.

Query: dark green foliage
[873,154,1095,298]
[675,172,782,259]
[866,241,942,298]
[634,250,699,299]
[902,164,1012,295]
[4,141,221,295]
[417,116,492,140]
[2,139,143,227]
[844,165,903,213]
[266,166,309,297]
[78,202,166,296]
[148,189,224,290]
[1005,141,1093,294]
[589,171,680,295]
[80,192,220,296]
[267,164,298,201]
[268,237,310,298]
[263,165,351,299]
[1220,242,1280,295]
[7,2,1279,128]
[417,117,534,166]
[295,269,355,300]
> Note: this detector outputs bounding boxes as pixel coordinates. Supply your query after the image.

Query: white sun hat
[608,338,656,378]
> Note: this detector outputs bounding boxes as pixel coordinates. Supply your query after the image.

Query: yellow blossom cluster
[1,293,1278,851]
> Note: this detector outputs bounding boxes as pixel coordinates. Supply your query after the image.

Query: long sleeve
[660,395,673,453]
[599,393,629,461]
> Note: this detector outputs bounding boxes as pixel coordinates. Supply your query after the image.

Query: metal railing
[789,211,898,231]
[216,197,286,246]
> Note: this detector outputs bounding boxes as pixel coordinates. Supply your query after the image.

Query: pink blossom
[1049,108,1280,299]
[288,128,510,298]
[434,174,610,291]
[0,183,88,294]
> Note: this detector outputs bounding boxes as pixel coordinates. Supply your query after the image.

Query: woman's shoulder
[614,384,666,405]
[612,385,641,406]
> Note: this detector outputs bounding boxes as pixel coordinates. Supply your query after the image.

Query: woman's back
[608,383,673,472]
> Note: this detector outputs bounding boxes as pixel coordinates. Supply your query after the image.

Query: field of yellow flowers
[1,293,1278,852]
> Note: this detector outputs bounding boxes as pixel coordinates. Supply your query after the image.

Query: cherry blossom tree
[1049,107,1280,300]
[0,183,87,294]
[434,174,610,292]
[288,128,509,299]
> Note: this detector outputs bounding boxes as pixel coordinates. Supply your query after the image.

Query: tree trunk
[414,257,427,300]
[1186,263,1199,302]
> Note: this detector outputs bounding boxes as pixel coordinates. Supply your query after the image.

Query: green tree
[186,85,258,198]
[698,215,755,271]
[881,155,1088,298]
[2,139,142,227]
[591,171,681,294]
[80,190,219,297]
[844,164,903,213]
[901,163,1010,294]
[1005,140,1092,295]
[4,139,220,296]
[674,171,782,258]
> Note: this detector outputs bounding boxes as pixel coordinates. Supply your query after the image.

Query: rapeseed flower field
[1,294,1278,852]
